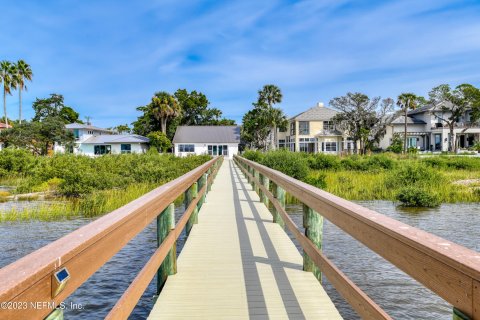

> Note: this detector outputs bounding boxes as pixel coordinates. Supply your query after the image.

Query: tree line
[132,89,235,152]
[242,83,480,154]
[0,60,33,126]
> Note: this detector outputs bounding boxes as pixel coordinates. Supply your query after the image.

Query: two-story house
[55,123,149,156]
[379,102,480,152]
[277,103,356,155]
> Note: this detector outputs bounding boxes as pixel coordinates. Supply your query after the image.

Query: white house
[172,126,240,159]
[379,102,480,152]
[55,123,149,156]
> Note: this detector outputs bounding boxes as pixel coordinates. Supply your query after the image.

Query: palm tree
[396,93,418,154]
[150,92,181,134]
[267,107,288,150]
[0,61,17,127]
[258,85,283,150]
[15,60,33,124]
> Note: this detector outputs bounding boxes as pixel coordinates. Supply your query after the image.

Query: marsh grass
[244,150,480,206]
[0,151,210,222]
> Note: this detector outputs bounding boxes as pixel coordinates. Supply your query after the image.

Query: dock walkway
[148,160,341,319]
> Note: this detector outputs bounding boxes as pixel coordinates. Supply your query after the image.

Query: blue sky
[1,0,480,128]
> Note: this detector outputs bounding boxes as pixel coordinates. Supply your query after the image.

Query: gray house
[172,126,241,159]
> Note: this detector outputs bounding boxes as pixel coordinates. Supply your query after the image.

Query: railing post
[157,203,176,294]
[197,173,207,209]
[185,182,198,236]
[207,168,212,192]
[452,307,471,320]
[273,183,285,228]
[44,308,63,320]
[259,173,269,206]
[303,204,323,282]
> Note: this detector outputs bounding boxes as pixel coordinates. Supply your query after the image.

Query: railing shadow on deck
[233,155,480,320]
[0,156,224,320]
[229,161,306,319]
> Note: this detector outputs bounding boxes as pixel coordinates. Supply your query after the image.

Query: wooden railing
[0,156,223,320]
[234,155,480,320]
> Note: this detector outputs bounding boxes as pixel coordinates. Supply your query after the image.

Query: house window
[290,122,296,135]
[179,144,195,152]
[207,145,228,156]
[323,121,335,131]
[121,144,131,154]
[407,137,417,148]
[278,139,286,149]
[299,121,309,135]
[94,145,111,155]
[322,142,337,152]
[434,134,442,150]
[88,130,94,135]
[299,138,316,153]
[73,129,80,139]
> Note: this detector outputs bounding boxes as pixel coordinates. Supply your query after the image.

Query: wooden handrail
[0,156,222,320]
[234,155,480,320]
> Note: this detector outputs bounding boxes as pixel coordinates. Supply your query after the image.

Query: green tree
[114,124,131,134]
[241,101,271,150]
[147,131,172,152]
[0,117,74,155]
[32,94,80,123]
[15,60,33,124]
[429,84,480,152]
[397,93,418,154]
[0,61,17,127]
[331,93,394,154]
[150,92,181,134]
[257,84,284,150]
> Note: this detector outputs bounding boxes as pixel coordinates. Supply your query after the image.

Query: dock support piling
[303,204,323,282]
[157,203,176,294]
[197,173,207,210]
[185,182,198,236]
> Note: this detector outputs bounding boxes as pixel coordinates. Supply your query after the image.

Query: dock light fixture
[51,267,70,298]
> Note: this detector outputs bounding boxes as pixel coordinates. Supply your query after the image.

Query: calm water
[0,201,478,319]
[285,201,480,320]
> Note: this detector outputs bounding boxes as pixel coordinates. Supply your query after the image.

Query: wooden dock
[148,160,342,319]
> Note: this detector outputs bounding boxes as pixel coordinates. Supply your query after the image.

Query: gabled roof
[173,126,241,144]
[82,134,150,144]
[290,105,338,121]
[391,116,426,125]
[66,123,113,133]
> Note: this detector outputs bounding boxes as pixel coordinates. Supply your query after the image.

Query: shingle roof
[173,126,241,144]
[66,123,113,133]
[391,116,426,125]
[82,135,150,144]
[290,106,338,121]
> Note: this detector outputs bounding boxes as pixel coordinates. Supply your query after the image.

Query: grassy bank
[243,150,480,207]
[0,149,209,221]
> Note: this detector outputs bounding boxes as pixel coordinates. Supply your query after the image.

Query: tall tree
[428,84,480,152]
[257,84,284,150]
[32,94,80,123]
[330,93,394,154]
[396,93,418,153]
[0,61,17,127]
[15,60,33,124]
[150,91,181,134]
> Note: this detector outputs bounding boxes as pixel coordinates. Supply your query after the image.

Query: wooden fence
[0,156,223,320]
[234,155,479,320]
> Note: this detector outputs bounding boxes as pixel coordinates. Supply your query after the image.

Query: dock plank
[148,160,341,320]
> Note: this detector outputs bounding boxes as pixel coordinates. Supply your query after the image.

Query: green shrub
[303,172,327,189]
[260,150,309,180]
[307,154,340,170]
[386,136,403,153]
[386,162,443,188]
[396,186,440,207]
[242,149,264,163]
